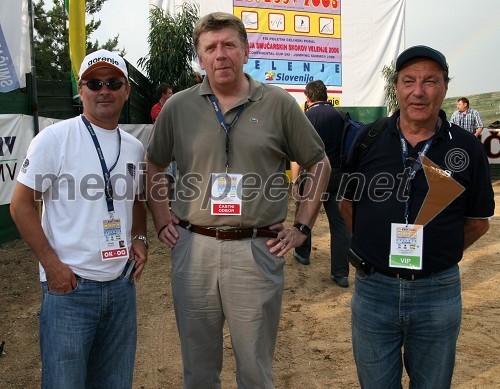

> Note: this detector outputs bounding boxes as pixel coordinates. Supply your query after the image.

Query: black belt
[364,262,431,281]
[178,220,278,240]
[348,249,431,281]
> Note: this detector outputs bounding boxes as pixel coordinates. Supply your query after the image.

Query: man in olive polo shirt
[144,12,330,389]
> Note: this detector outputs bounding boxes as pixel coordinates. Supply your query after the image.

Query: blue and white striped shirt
[450,108,483,133]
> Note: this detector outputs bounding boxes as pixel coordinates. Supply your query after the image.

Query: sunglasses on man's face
[80,78,127,91]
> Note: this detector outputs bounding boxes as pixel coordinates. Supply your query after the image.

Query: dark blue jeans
[351,265,462,389]
[295,170,351,276]
[40,273,137,389]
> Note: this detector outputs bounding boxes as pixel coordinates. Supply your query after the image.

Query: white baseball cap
[78,49,128,80]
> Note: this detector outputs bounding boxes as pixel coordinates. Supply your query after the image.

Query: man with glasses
[10,49,148,388]
[145,12,330,388]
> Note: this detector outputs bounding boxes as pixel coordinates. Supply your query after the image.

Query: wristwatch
[293,223,311,237]
[133,234,149,248]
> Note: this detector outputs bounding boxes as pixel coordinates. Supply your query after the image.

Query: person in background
[10,49,148,388]
[150,83,173,124]
[151,83,176,196]
[291,80,351,288]
[145,12,330,388]
[340,45,494,388]
[450,97,484,137]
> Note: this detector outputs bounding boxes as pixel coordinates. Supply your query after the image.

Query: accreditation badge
[389,223,423,270]
[211,173,243,215]
[98,218,129,261]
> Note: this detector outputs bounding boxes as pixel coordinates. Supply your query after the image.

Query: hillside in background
[442,91,500,128]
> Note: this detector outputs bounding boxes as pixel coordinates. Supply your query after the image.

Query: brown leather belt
[178,220,278,240]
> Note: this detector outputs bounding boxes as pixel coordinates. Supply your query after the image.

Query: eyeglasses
[80,78,128,91]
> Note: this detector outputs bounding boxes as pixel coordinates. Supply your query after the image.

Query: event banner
[0,115,35,205]
[0,0,31,92]
[481,129,500,164]
[234,0,342,86]
[147,0,404,106]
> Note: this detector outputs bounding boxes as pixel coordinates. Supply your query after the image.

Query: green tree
[381,60,398,115]
[138,3,199,92]
[34,0,124,80]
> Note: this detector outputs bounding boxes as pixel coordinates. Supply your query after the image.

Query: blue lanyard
[398,122,438,224]
[208,95,246,170]
[81,115,121,216]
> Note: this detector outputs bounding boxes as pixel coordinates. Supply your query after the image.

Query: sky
[87,0,499,98]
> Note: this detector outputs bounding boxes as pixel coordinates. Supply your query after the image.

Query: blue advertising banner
[234,0,342,89]
[0,24,21,92]
[245,59,341,86]
[0,0,30,92]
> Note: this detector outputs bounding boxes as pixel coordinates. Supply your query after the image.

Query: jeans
[296,170,351,276]
[351,265,462,389]
[40,272,137,389]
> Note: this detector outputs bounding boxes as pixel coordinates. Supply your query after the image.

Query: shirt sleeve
[146,104,174,168]
[473,110,484,128]
[16,128,61,193]
[281,98,326,169]
[449,111,459,125]
[150,104,161,123]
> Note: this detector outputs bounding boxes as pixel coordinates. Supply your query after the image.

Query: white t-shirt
[17,115,144,281]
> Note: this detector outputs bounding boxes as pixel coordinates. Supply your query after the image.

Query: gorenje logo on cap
[87,56,120,67]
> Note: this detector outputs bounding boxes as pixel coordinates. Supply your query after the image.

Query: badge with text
[389,223,423,270]
[211,173,243,215]
[98,218,129,261]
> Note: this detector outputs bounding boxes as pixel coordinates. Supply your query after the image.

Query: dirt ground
[1,181,499,388]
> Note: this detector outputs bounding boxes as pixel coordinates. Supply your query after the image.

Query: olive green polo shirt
[147,74,325,228]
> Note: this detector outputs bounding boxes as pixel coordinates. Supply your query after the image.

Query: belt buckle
[215,228,231,240]
[396,273,416,281]
[361,262,374,275]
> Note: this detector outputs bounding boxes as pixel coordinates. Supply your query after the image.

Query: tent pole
[28,0,39,135]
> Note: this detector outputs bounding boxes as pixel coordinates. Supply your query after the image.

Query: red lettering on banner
[236,0,337,10]
[482,131,500,159]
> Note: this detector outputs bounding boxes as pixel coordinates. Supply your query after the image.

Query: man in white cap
[10,49,148,388]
